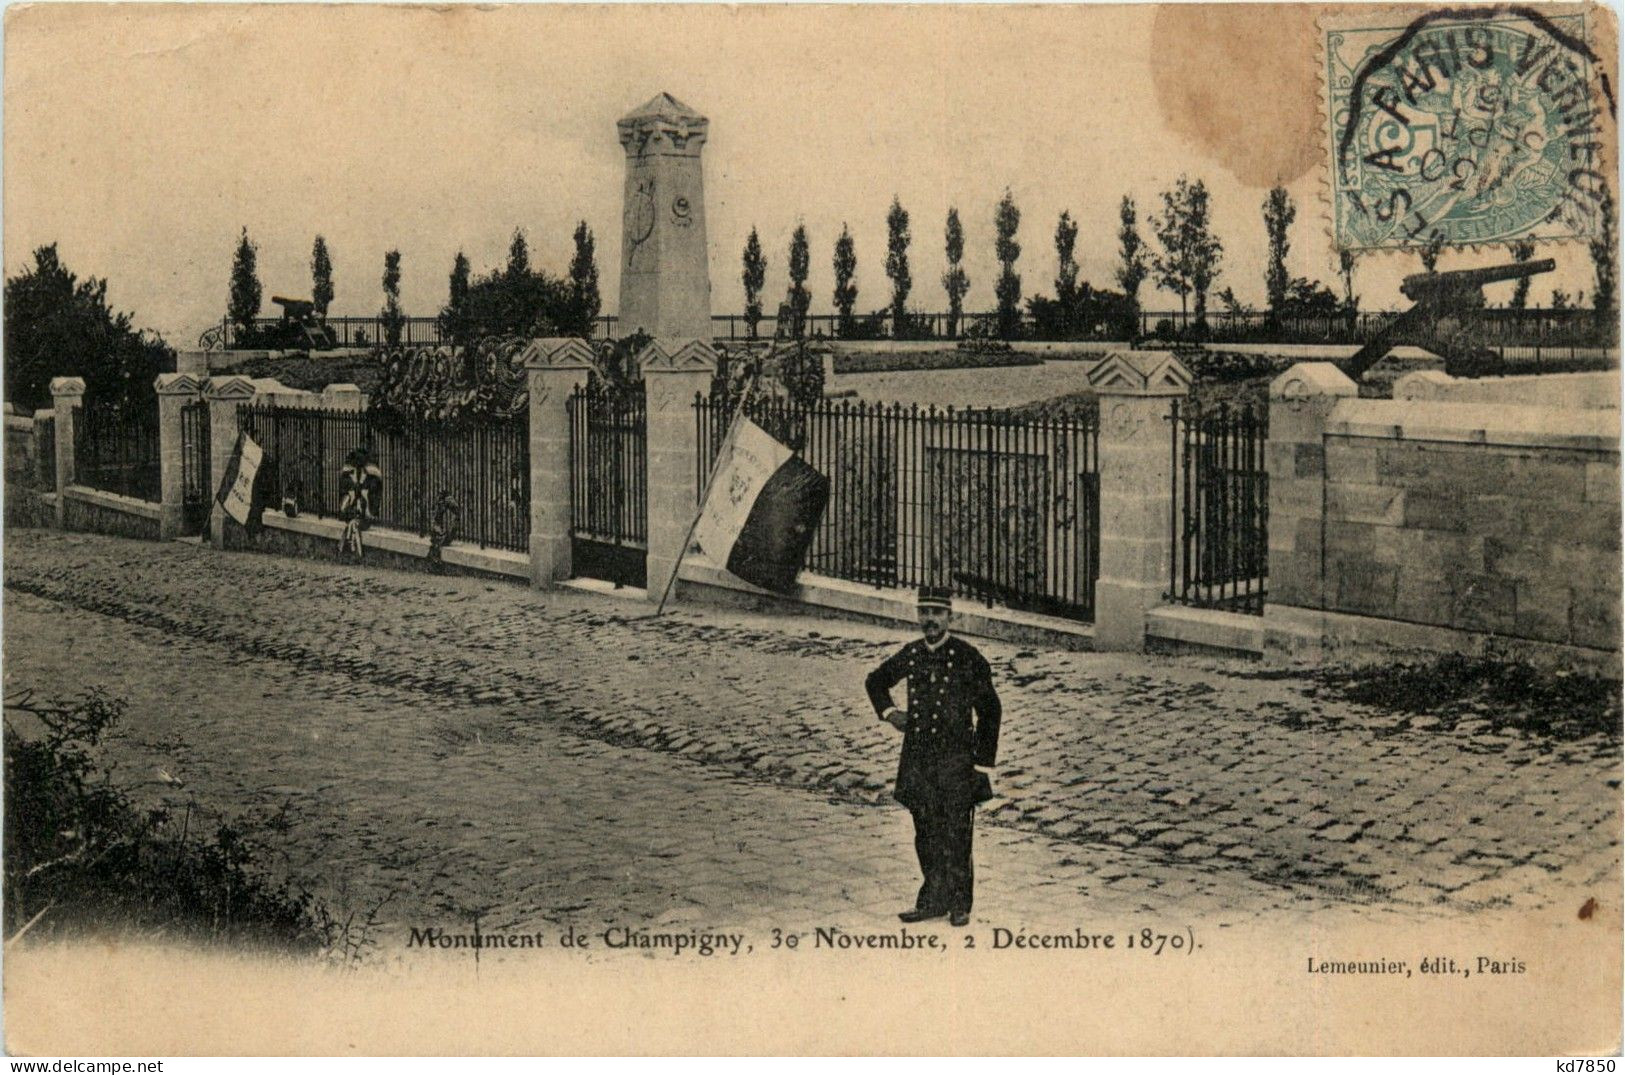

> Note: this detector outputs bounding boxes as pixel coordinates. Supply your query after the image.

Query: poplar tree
[742,228,767,339]
[787,224,811,337]
[1115,196,1148,337]
[380,249,404,346]
[1590,184,1616,329]
[1506,239,1536,310]
[833,224,858,335]
[994,189,1022,339]
[1263,186,1294,322]
[310,235,334,321]
[942,207,969,337]
[567,221,601,338]
[228,227,262,341]
[1055,210,1079,335]
[885,197,912,336]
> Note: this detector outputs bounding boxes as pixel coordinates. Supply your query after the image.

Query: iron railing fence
[38,415,56,491]
[180,399,211,534]
[1168,400,1269,615]
[207,304,1614,350]
[73,392,161,501]
[238,403,529,552]
[1486,343,1619,370]
[696,394,1100,621]
[568,382,648,548]
[599,306,1616,346]
[205,316,449,350]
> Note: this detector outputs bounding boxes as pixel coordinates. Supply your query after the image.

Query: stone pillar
[522,338,597,587]
[320,383,366,412]
[616,93,712,340]
[640,338,717,603]
[154,373,203,540]
[1390,370,1453,401]
[1088,352,1193,651]
[49,377,85,529]
[204,376,257,548]
[1261,362,1358,658]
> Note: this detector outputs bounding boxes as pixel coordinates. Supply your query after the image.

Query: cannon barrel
[1401,258,1557,300]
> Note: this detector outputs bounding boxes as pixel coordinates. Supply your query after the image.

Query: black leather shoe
[898,907,946,923]
[949,910,971,927]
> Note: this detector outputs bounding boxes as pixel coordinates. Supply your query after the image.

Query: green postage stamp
[1323,5,1615,252]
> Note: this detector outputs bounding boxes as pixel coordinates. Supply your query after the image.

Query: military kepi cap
[916,585,953,610]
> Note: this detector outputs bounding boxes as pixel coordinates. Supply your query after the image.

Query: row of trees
[740,178,1619,341]
[737,181,1233,341]
[226,226,603,347]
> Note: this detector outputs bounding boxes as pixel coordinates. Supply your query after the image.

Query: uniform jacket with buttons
[866,635,1002,810]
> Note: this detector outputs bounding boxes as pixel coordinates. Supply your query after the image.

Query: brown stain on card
[1151,5,1324,188]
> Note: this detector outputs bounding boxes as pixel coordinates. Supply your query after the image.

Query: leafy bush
[5,246,174,411]
[892,310,935,341]
[840,310,889,341]
[1443,348,1509,379]
[956,336,1015,356]
[4,688,329,953]
[831,347,1036,374]
[1177,348,1281,383]
[438,231,574,346]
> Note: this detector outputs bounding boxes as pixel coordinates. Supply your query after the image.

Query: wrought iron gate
[1168,400,1269,614]
[180,398,212,534]
[569,382,647,588]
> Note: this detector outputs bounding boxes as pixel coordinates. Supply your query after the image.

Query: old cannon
[1345,258,1556,380]
[270,295,339,351]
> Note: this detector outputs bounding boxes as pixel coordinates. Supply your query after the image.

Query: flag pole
[653,346,769,616]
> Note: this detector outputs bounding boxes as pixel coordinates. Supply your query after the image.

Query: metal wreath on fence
[369,336,530,427]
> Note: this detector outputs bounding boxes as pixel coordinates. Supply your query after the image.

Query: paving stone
[3,528,1616,926]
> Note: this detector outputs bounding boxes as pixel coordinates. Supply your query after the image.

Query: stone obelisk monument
[616,93,712,341]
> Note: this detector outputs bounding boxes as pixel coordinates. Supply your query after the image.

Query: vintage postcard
[2,2,1620,1057]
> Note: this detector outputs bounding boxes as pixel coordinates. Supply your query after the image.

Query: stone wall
[4,406,55,527]
[1267,363,1621,669]
[223,511,527,585]
[1318,435,1617,647]
[64,490,161,541]
[1394,369,1620,410]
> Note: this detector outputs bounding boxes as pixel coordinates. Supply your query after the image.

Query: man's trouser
[910,804,975,913]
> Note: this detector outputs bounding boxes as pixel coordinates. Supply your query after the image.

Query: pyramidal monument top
[618,92,707,127]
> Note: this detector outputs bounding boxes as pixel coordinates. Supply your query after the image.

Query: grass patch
[1244,653,1623,745]
[831,348,1042,375]
[228,352,385,394]
[4,687,354,956]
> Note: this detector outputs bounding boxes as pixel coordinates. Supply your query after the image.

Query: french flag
[694,418,829,594]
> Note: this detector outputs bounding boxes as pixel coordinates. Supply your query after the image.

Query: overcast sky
[5,4,1608,346]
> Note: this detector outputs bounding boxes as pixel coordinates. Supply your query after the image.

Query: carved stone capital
[154,372,204,397]
[618,92,709,158]
[1269,362,1358,401]
[1087,351,1193,397]
[522,337,599,372]
[636,338,717,374]
[203,375,257,402]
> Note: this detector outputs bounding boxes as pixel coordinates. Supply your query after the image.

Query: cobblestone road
[4,530,1618,953]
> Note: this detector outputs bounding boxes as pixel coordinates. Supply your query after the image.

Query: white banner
[221,433,263,526]
[694,418,793,566]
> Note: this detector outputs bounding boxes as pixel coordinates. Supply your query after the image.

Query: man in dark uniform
[866,586,1002,927]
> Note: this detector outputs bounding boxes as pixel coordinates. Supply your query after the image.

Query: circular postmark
[1328,6,1615,250]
